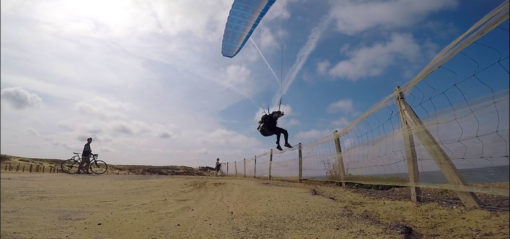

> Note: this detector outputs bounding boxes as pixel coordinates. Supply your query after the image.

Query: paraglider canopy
[221,0,276,58]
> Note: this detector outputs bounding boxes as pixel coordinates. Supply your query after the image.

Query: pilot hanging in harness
[257,110,293,151]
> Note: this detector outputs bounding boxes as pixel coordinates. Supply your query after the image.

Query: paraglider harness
[257,114,274,136]
[257,98,283,136]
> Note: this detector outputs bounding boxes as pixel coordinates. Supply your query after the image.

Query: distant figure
[257,110,293,151]
[78,137,92,174]
[215,158,221,176]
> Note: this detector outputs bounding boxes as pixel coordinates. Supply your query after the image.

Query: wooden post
[254,156,257,178]
[29,164,33,173]
[16,163,20,172]
[395,87,422,202]
[227,162,229,175]
[235,161,237,176]
[22,165,25,172]
[396,86,481,208]
[42,166,45,173]
[4,164,7,171]
[244,158,246,177]
[298,143,303,183]
[269,149,273,180]
[333,131,347,187]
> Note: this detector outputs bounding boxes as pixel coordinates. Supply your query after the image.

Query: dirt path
[1,174,508,238]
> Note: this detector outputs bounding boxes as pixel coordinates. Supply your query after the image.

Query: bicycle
[61,153,108,174]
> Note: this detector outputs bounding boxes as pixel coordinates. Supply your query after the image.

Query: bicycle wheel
[61,158,79,174]
[89,160,108,174]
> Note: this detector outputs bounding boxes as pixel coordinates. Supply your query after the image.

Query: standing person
[215,158,221,176]
[78,137,92,174]
[257,110,293,151]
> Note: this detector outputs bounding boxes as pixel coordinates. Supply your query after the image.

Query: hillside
[0,154,208,176]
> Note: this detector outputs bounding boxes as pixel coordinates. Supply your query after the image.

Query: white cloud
[225,65,251,88]
[259,27,278,50]
[286,118,301,127]
[159,132,172,139]
[1,87,42,109]
[200,129,260,148]
[222,65,259,99]
[331,117,350,128]
[330,0,458,35]
[277,13,331,105]
[327,99,353,113]
[265,0,297,21]
[328,33,421,80]
[317,60,330,75]
[295,129,333,142]
[22,0,231,41]
[25,128,40,136]
[111,122,135,136]
[75,97,131,120]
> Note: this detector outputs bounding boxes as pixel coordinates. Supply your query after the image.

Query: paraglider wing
[222,0,276,58]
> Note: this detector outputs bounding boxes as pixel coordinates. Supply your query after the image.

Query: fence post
[254,156,257,178]
[16,163,20,172]
[395,87,422,203]
[244,158,246,177]
[29,164,33,173]
[333,131,347,187]
[227,162,229,176]
[269,149,273,180]
[42,166,45,173]
[4,164,7,171]
[22,165,25,172]
[395,86,481,208]
[298,143,303,183]
[235,161,237,176]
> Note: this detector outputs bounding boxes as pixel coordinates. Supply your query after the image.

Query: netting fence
[220,1,509,209]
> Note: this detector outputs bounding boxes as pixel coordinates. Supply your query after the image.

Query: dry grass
[0,154,205,176]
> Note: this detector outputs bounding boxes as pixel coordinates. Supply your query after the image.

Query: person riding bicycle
[77,137,93,174]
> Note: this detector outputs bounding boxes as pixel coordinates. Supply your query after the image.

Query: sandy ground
[1,173,508,239]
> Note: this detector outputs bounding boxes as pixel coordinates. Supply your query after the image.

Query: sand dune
[1,174,508,238]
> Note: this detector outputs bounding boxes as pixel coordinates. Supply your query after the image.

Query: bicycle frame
[62,153,106,175]
[71,153,99,163]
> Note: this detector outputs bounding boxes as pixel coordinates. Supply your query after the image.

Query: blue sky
[1,0,508,167]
